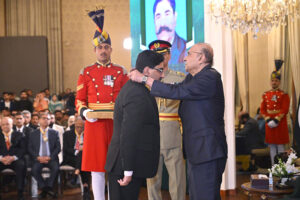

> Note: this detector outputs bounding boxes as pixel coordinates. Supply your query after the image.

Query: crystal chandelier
[208,0,300,38]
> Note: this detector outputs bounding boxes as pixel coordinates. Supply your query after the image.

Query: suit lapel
[48,130,52,153]
[0,132,8,153]
[36,130,41,153]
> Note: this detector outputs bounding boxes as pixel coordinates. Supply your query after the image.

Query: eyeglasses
[153,68,164,73]
[187,51,203,56]
[41,117,50,120]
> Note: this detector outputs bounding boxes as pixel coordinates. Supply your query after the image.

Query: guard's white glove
[83,109,97,123]
[267,120,278,128]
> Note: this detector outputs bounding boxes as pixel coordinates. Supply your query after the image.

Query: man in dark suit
[62,116,91,200]
[105,50,164,200]
[28,112,61,198]
[236,111,265,155]
[0,92,17,112]
[13,112,34,174]
[0,117,26,200]
[17,90,33,112]
[129,43,228,200]
[14,112,33,144]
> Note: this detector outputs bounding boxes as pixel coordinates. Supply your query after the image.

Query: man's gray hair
[21,110,31,117]
[75,116,84,122]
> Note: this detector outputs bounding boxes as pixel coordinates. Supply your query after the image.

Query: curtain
[5,0,63,94]
[288,17,300,102]
[233,31,249,112]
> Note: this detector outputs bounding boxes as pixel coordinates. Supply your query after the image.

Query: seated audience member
[28,112,61,198]
[62,116,91,200]
[17,90,33,112]
[0,92,17,112]
[14,112,33,142]
[26,89,34,103]
[21,110,32,128]
[254,108,266,140]
[54,110,64,127]
[66,115,75,131]
[62,112,70,128]
[33,92,49,112]
[44,88,51,101]
[9,92,18,101]
[236,111,265,155]
[65,92,76,115]
[30,113,39,129]
[49,113,64,163]
[61,88,72,101]
[1,107,11,117]
[48,94,63,113]
[14,112,33,165]
[0,117,26,200]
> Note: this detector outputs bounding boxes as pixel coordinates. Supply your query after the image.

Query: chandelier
[208,0,300,38]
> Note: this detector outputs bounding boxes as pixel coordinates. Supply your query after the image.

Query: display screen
[130,0,204,73]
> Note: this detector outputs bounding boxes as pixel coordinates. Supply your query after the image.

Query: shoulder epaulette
[79,63,96,75]
[112,63,128,75]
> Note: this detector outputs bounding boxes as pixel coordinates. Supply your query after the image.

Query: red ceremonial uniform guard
[260,60,290,165]
[75,9,128,200]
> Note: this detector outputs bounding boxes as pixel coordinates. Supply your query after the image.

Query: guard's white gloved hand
[267,120,278,128]
[83,109,97,123]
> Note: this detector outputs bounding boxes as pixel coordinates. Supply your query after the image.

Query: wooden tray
[86,110,114,119]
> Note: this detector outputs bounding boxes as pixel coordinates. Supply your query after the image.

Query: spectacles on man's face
[153,68,164,73]
[187,51,203,56]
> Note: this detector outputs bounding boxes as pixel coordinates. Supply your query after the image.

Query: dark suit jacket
[0,130,26,159]
[13,126,33,139]
[13,126,33,152]
[151,65,228,165]
[105,81,160,178]
[0,99,17,111]
[236,118,265,154]
[62,128,78,165]
[16,99,33,112]
[28,128,61,162]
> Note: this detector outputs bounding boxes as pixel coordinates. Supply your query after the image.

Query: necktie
[4,132,10,150]
[41,138,48,156]
[75,139,80,150]
[74,130,81,150]
[6,140,10,150]
[40,128,48,156]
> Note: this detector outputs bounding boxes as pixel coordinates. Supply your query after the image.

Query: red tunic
[260,89,290,144]
[75,62,128,172]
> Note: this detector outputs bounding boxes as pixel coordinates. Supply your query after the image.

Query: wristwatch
[141,76,148,84]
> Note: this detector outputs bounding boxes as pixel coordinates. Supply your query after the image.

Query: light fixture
[208,0,300,38]
[123,37,132,50]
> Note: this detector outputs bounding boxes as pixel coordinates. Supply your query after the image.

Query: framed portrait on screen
[130,0,204,73]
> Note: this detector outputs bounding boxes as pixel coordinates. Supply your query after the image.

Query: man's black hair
[241,113,250,120]
[54,110,63,114]
[135,50,164,73]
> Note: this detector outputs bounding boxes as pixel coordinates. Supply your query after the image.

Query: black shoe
[38,190,47,198]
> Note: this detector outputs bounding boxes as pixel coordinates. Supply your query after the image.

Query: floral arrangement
[268,149,299,178]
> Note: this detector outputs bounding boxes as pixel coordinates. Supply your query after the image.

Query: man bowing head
[105,50,164,200]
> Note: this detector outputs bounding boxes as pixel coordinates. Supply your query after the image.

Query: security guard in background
[146,40,186,200]
[75,9,128,200]
[260,60,290,165]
